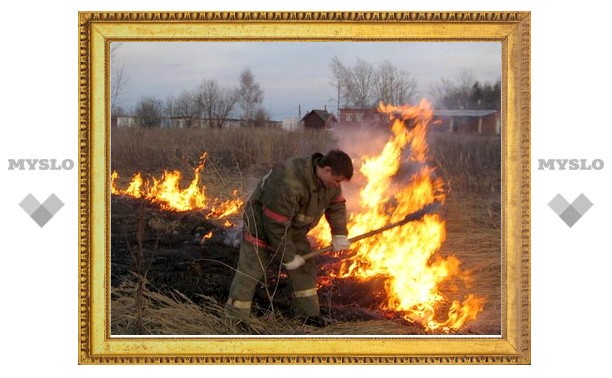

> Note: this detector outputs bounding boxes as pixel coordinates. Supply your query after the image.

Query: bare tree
[452,70,478,109]
[163,95,175,117]
[134,96,164,128]
[428,78,455,108]
[346,58,378,108]
[330,57,418,109]
[214,86,240,129]
[195,79,239,128]
[376,60,418,106]
[113,105,127,117]
[478,79,502,110]
[329,56,349,112]
[110,42,130,115]
[252,107,270,128]
[163,95,184,128]
[429,70,499,110]
[238,67,264,126]
[196,80,217,128]
[173,90,201,128]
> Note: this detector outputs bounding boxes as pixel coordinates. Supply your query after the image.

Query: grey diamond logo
[548,193,593,227]
[19,193,64,227]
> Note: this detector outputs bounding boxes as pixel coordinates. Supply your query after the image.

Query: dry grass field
[110,125,501,336]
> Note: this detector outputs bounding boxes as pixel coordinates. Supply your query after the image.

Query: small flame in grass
[111,153,243,219]
[199,231,214,244]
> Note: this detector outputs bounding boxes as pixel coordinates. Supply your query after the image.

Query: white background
[1,0,610,375]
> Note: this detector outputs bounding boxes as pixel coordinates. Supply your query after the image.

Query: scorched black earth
[110,195,396,326]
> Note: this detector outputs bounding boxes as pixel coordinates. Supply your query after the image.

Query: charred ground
[110,195,416,334]
[110,190,501,336]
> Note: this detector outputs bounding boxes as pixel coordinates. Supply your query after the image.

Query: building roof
[433,109,498,117]
[339,107,378,112]
[338,107,497,118]
[300,109,337,122]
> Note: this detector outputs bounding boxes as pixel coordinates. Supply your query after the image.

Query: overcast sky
[112,41,501,120]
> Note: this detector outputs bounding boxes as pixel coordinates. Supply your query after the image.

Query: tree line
[112,47,501,129]
[329,56,419,110]
[429,70,501,111]
[330,57,500,111]
[113,67,267,129]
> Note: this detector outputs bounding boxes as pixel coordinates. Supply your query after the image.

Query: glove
[282,255,306,270]
[331,235,350,251]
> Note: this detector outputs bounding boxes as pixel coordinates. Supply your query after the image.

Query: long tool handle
[302,201,441,260]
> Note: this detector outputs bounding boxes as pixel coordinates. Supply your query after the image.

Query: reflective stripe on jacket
[242,153,348,262]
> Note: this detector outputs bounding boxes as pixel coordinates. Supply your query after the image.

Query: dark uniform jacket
[243,153,348,263]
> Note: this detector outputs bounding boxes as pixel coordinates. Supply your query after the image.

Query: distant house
[161,116,192,128]
[198,118,244,129]
[282,117,300,131]
[112,115,137,128]
[262,120,282,129]
[337,107,501,136]
[338,108,387,128]
[432,110,500,136]
[300,109,337,130]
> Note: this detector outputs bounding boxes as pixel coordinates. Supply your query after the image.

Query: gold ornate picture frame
[78,11,530,364]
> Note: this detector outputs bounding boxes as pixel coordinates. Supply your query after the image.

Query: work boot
[292,289,320,318]
[224,298,251,318]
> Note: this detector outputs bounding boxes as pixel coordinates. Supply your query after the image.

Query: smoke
[221,115,438,249]
[222,220,242,248]
[332,122,393,161]
[331,121,432,214]
[331,123,392,213]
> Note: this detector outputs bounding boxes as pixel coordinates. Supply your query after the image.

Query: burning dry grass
[435,193,501,335]
[111,125,500,196]
[110,119,501,336]
[110,193,500,336]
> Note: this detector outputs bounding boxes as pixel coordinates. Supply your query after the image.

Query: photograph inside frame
[79,11,529,363]
[109,40,502,336]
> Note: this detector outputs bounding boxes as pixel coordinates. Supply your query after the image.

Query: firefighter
[226,150,353,325]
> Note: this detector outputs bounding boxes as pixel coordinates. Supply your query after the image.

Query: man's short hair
[318,150,354,180]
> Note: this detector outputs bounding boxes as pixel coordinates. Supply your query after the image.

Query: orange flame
[313,100,484,332]
[111,153,243,219]
[199,231,214,244]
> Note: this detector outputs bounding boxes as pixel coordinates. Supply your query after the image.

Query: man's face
[317,166,346,188]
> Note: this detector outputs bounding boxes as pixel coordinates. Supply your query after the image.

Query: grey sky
[112,41,501,120]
